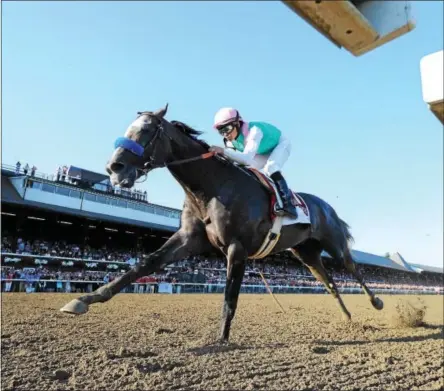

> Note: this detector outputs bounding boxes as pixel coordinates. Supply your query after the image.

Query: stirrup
[273,203,286,216]
[274,201,298,218]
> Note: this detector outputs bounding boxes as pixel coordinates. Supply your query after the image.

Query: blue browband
[114,137,144,157]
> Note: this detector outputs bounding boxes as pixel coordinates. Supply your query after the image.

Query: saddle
[217,159,310,260]
[232,163,309,221]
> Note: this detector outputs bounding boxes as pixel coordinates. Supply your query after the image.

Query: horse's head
[106,104,173,188]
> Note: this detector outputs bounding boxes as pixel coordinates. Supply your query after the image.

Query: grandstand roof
[409,263,444,274]
[389,252,417,273]
[322,249,413,272]
[350,250,411,272]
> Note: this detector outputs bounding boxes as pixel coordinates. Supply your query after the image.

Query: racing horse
[61,104,383,343]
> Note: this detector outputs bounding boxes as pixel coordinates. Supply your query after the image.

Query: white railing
[2,279,442,296]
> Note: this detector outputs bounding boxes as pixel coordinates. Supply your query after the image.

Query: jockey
[209,107,298,218]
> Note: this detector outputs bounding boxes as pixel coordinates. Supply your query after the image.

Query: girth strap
[248,216,284,260]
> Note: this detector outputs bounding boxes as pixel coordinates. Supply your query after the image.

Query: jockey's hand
[209,146,224,155]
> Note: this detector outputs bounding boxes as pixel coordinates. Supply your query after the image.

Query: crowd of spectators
[2,237,141,264]
[2,268,119,284]
[175,257,442,293]
[1,236,442,295]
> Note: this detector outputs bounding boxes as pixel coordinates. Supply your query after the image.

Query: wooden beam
[282,0,379,54]
[430,101,444,125]
[282,1,415,57]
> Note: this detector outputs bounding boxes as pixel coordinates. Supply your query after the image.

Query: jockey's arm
[223,126,263,166]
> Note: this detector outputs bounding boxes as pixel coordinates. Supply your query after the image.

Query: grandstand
[1,163,443,295]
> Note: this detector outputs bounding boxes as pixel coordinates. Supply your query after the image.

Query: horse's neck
[168,153,226,199]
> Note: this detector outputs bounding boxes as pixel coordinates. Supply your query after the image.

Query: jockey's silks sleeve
[223,126,263,166]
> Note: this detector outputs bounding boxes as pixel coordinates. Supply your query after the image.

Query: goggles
[217,123,237,137]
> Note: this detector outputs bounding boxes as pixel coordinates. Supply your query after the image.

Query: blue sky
[2,1,443,267]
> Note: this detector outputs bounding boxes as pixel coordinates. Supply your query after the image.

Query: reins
[145,151,216,168]
[135,151,216,183]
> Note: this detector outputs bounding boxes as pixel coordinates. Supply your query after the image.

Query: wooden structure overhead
[282,1,415,57]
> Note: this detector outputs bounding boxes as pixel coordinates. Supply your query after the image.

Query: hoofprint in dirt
[2,294,443,391]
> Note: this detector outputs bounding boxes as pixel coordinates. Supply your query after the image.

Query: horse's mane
[171,120,210,150]
[171,120,240,169]
[170,119,261,182]
[137,110,210,150]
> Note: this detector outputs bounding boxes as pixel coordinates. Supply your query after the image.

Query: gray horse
[61,105,383,343]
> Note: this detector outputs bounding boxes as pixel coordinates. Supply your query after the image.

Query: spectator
[61,166,67,182]
[55,166,61,181]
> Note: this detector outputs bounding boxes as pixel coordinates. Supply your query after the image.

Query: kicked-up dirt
[1,293,443,390]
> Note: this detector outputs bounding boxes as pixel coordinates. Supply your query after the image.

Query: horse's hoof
[371,297,384,311]
[60,299,89,315]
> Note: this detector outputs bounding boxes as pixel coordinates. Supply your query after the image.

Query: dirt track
[1,293,443,390]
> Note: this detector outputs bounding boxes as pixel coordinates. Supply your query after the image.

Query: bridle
[114,115,215,183]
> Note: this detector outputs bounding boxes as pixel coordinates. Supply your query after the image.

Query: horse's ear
[154,103,168,118]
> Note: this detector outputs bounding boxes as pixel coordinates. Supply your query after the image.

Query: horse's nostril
[110,162,125,173]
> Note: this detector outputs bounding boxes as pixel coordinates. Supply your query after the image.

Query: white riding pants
[248,135,291,176]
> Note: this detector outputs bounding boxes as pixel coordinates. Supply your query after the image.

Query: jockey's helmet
[213,107,243,129]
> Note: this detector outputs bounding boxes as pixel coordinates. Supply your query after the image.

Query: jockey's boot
[271,172,298,218]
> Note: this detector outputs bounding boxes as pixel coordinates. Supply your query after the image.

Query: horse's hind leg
[290,241,351,321]
[342,249,383,310]
[321,240,384,311]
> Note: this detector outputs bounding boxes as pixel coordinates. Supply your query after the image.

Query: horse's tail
[340,219,354,249]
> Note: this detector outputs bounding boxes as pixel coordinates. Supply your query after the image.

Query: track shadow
[315,327,443,347]
[187,342,253,356]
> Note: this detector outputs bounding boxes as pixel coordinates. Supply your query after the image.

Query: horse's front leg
[220,240,247,343]
[60,227,211,315]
